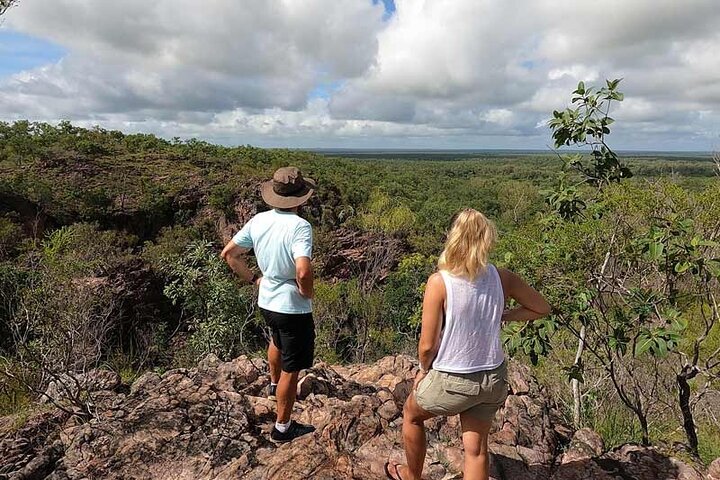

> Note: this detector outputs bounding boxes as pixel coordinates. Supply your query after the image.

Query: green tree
[358,189,416,235]
[506,79,720,453]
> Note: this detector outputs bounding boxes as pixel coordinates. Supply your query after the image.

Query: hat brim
[261,177,316,209]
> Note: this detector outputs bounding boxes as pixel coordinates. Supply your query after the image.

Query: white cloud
[0,0,719,149]
[547,65,598,82]
[481,109,514,126]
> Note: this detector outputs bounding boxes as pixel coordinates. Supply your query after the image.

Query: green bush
[0,216,21,260]
[357,190,416,235]
[161,241,257,362]
[384,253,437,330]
[208,184,236,217]
[314,278,411,363]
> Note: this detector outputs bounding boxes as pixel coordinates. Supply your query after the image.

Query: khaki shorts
[415,361,509,422]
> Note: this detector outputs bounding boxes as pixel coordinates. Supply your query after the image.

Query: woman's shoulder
[428,271,444,283]
[426,271,446,289]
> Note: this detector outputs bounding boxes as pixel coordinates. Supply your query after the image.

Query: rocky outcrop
[42,370,122,405]
[315,228,408,282]
[0,356,714,479]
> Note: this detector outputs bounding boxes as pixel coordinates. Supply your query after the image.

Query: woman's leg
[459,412,492,480]
[402,392,436,480]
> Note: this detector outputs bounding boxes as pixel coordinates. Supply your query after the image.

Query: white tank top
[432,265,505,373]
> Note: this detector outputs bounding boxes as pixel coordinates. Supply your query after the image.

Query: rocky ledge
[1,355,718,479]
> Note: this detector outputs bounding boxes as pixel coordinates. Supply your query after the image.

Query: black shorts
[259,307,315,373]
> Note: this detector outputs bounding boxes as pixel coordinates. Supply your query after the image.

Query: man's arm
[295,256,313,299]
[292,221,314,299]
[220,241,258,284]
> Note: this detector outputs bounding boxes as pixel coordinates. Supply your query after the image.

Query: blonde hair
[438,209,497,280]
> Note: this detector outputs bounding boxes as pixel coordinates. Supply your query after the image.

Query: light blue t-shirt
[232,209,313,314]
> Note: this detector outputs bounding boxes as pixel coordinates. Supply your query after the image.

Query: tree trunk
[677,370,700,456]
[573,244,612,427]
[572,324,586,428]
[638,411,650,446]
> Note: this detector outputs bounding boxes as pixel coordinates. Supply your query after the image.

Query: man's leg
[401,392,436,480]
[268,338,281,385]
[270,312,314,441]
[459,412,492,480]
[275,369,300,424]
[276,312,313,423]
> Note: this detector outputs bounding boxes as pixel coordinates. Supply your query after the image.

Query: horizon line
[298,148,715,155]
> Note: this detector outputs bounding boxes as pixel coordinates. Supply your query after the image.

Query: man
[220,166,316,443]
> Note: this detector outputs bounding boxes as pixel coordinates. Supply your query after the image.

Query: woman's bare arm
[418,273,446,372]
[498,268,551,322]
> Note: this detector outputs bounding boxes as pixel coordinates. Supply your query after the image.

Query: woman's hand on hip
[413,369,428,391]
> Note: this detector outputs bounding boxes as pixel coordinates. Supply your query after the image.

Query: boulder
[560,428,604,464]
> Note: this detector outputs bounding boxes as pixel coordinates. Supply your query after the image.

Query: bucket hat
[260,166,316,209]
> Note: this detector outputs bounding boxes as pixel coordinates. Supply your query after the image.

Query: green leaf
[707,260,720,279]
[648,242,664,260]
[636,333,654,355]
[564,363,585,383]
[674,261,693,273]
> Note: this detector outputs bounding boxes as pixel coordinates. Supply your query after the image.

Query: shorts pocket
[490,364,509,404]
[416,370,437,398]
[443,375,480,396]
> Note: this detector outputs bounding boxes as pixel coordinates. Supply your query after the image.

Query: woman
[385,209,551,480]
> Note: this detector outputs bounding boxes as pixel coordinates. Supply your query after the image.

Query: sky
[0,0,719,151]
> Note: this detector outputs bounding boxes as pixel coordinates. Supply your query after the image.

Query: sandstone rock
[212,355,262,392]
[345,354,417,406]
[560,428,604,464]
[583,445,704,480]
[1,356,714,480]
[0,410,69,478]
[316,228,408,281]
[129,371,162,395]
[708,458,720,480]
[42,369,121,404]
[507,360,531,395]
[197,353,221,370]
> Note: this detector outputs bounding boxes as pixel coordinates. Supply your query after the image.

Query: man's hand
[255,276,263,286]
[220,241,254,283]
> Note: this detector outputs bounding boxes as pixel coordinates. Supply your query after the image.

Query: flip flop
[383,460,406,480]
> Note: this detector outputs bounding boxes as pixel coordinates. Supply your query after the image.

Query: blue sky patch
[309,80,343,100]
[372,0,396,20]
[0,30,65,79]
